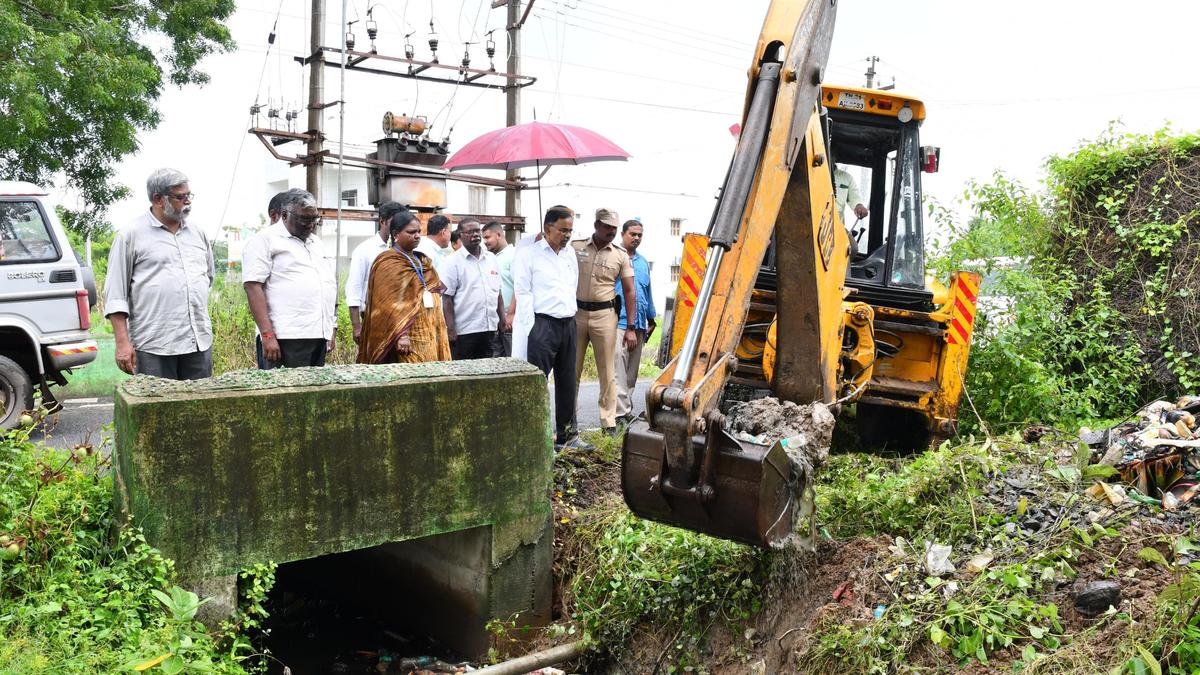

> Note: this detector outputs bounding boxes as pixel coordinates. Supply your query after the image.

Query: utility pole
[864,55,879,90]
[505,0,522,225]
[307,0,326,200]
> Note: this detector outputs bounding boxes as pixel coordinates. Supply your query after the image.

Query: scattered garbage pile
[1083,395,1200,510]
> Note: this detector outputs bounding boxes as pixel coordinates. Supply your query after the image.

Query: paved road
[31,379,652,451]
[30,398,117,451]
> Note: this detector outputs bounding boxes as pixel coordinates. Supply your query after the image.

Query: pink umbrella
[443,121,630,215]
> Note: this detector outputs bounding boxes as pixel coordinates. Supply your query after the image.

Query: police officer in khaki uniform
[572,207,638,434]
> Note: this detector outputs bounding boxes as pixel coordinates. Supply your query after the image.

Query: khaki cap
[595,207,620,228]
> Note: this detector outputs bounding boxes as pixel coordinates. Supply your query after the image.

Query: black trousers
[526,313,577,441]
[135,348,212,380]
[257,336,327,369]
[452,331,494,360]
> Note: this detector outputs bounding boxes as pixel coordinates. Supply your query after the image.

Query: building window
[670,263,681,283]
[670,218,682,237]
[341,189,357,207]
[468,185,488,214]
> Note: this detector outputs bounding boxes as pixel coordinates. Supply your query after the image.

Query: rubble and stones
[726,396,836,467]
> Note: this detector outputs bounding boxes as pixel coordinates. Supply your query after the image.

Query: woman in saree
[356,211,452,364]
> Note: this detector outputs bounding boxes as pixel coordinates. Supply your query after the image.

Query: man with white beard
[104,168,215,379]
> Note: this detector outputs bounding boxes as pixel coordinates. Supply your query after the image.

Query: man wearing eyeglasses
[440,218,506,360]
[513,206,580,446]
[242,188,339,369]
[104,168,215,379]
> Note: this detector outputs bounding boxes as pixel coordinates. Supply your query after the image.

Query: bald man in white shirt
[512,206,579,444]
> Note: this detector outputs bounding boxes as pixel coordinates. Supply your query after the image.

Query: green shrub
[818,438,1002,541]
[568,504,766,668]
[0,423,263,673]
[931,127,1200,432]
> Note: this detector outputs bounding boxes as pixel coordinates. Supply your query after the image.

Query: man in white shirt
[509,205,572,360]
[483,220,515,356]
[440,218,506,360]
[414,213,454,269]
[346,201,405,344]
[242,189,338,369]
[513,207,579,444]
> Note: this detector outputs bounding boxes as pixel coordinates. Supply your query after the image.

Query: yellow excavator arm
[621,0,980,548]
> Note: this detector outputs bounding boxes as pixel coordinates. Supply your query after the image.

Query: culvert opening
[261,527,492,674]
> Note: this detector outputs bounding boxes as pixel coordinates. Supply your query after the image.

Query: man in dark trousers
[440,218,505,359]
[513,207,579,445]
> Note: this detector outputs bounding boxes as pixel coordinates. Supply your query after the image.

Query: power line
[543,0,748,53]
[521,53,737,93]
[531,6,746,63]
[541,181,703,198]
[536,2,747,59]
[219,0,286,230]
[542,89,739,116]
[929,84,1200,109]
[528,12,746,72]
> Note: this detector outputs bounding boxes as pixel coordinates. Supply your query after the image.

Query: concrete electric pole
[505,0,522,222]
[307,0,326,200]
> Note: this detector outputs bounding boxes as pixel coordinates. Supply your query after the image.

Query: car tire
[0,355,34,430]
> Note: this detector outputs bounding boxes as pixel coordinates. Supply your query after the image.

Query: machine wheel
[856,402,932,451]
[655,307,675,368]
[0,355,34,430]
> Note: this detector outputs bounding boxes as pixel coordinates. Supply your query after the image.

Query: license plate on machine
[837,92,865,110]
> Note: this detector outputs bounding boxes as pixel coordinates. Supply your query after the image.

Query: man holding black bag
[572,207,638,436]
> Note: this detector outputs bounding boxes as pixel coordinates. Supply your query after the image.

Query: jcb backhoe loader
[621,0,982,548]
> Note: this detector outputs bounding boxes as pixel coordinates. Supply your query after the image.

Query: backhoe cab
[621,0,980,548]
[814,85,976,450]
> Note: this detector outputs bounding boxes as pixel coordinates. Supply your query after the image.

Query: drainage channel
[261,544,472,674]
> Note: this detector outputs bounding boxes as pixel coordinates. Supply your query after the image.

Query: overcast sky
[95,0,1200,242]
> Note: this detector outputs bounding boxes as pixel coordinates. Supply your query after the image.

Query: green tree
[0,0,235,234]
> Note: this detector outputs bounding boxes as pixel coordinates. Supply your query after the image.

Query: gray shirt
[104,210,215,355]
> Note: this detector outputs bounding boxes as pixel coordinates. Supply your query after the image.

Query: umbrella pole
[536,159,543,221]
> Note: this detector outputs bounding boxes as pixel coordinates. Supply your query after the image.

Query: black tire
[0,355,34,430]
[856,402,932,451]
[656,306,675,368]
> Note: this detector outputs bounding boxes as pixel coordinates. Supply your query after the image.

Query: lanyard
[395,247,427,290]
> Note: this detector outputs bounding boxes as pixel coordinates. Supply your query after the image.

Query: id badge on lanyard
[399,249,435,309]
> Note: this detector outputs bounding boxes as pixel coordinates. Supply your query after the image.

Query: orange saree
[356,249,452,364]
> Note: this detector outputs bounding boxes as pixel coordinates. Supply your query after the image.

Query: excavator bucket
[621,419,797,548]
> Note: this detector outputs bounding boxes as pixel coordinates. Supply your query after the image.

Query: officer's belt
[577,298,620,312]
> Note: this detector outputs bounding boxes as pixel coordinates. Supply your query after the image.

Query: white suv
[0,181,98,427]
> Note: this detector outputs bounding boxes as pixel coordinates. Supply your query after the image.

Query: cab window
[887,129,925,288]
[0,200,60,264]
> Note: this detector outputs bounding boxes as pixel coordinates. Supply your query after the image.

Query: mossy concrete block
[113,359,553,581]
